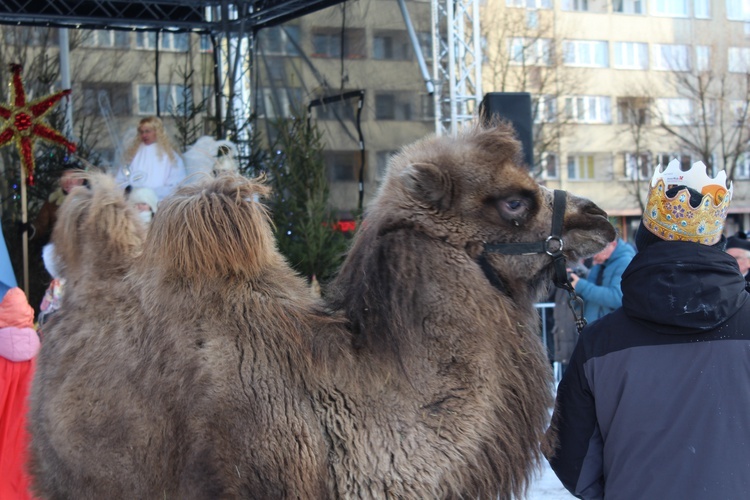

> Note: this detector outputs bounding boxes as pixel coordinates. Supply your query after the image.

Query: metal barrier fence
[535,301,563,384]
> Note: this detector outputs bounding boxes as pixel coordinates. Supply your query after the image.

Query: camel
[29,122,615,499]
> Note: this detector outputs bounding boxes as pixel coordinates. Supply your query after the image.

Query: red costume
[0,287,39,499]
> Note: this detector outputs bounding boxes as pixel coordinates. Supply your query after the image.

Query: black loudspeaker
[479,92,534,169]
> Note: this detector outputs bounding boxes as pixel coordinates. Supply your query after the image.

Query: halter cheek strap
[480,189,587,333]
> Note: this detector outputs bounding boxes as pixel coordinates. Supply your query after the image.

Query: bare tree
[482,6,583,179]
[651,56,750,181]
[618,96,653,212]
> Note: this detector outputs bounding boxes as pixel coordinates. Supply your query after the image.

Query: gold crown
[642,159,732,245]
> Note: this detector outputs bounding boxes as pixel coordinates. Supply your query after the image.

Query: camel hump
[138,172,280,283]
[52,172,145,286]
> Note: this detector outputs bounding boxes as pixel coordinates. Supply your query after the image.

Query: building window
[376,94,395,120]
[731,100,749,126]
[656,98,693,125]
[136,31,188,51]
[162,32,189,51]
[325,151,360,182]
[613,0,644,14]
[563,40,608,68]
[199,35,213,52]
[736,153,750,178]
[312,29,365,59]
[729,47,750,72]
[257,87,303,119]
[726,0,750,21]
[694,0,710,18]
[3,27,59,46]
[417,31,433,61]
[695,45,710,71]
[136,32,156,49]
[561,0,607,11]
[420,94,435,120]
[137,85,155,114]
[655,153,693,170]
[506,0,552,8]
[625,153,652,179]
[561,0,589,11]
[534,95,557,123]
[201,86,215,115]
[80,30,130,48]
[613,42,648,69]
[263,57,287,82]
[258,25,300,56]
[617,97,651,125]
[509,38,552,66]
[527,10,539,29]
[312,33,340,57]
[565,96,611,124]
[652,44,691,71]
[375,93,412,121]
[315,96,358,121]
[373,31,411,61]
[567,155,596,180]
[376,150,398,180]
[137,84,193,115]
[82,83,131,116]
[541,153,558,179]
[651,0,688,17]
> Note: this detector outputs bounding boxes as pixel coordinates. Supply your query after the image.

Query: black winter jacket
[548,240,750,499]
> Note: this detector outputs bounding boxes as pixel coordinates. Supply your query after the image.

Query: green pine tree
[265,114,348,286]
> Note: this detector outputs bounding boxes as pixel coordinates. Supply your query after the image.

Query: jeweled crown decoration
[642,159,732,245]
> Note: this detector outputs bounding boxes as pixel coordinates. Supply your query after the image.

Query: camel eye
[504,198,527,214]
[506,199,523,211]
[494,195,532,224]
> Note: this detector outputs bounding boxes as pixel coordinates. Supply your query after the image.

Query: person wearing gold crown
[546,160,750,499]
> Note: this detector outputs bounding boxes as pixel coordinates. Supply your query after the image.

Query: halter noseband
[481,189,587,333]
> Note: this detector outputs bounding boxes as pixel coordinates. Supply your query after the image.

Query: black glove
[18,221,35,239]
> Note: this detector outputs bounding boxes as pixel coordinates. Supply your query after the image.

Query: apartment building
[486,0,750,236]
[5,0,749,235]
[253,0,435,215]
[0,24,215,169]
[0,1,436,220]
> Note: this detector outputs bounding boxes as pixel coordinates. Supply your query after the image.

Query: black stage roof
[0,0,346,33]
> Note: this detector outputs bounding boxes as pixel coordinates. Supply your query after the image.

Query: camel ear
[401,162,453,211]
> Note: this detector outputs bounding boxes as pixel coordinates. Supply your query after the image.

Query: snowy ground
[524,458,572,499]
[523,369,573,499]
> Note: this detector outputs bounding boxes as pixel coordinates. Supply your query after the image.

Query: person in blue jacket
[568,235,635,323]
[546,160,750,499]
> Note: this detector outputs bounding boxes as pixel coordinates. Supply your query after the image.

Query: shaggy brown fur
[29,122,614,499]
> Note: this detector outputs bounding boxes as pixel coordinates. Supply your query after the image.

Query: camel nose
[582,202,608,219]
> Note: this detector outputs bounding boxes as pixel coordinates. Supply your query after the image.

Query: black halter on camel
[479,189,587,333]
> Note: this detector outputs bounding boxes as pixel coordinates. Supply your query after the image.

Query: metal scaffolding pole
[431,0,482,136]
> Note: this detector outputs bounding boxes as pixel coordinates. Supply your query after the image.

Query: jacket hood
[608,238,636,265]
[621,240,748,334]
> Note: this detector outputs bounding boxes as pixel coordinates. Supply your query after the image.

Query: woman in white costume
[116,116,186,201]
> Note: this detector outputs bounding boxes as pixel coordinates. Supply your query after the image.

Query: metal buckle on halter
[544,235,564,257]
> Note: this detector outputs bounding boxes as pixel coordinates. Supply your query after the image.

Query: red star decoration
[0,64,76,185]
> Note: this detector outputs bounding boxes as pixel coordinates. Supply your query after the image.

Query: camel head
[52,173,146,283]
[375,121,615,296]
